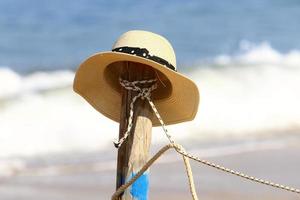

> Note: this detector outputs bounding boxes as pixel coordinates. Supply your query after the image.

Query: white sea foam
[0,68,74,99]
[0,42,299,158]
[0,158,26,177]
[186,42,300,138]
[1,139,287,177]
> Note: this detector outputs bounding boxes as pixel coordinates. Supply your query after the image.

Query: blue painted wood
[129,172,149,200]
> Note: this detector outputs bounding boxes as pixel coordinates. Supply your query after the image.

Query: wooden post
[116,61,154,200]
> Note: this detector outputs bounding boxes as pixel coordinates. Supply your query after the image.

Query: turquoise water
[1,0,300,72]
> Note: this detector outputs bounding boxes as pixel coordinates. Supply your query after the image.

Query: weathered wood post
[116,61,155,200]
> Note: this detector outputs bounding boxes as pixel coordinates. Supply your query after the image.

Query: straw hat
[73,30,199,126]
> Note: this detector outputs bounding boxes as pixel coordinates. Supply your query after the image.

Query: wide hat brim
[73,51,199,126]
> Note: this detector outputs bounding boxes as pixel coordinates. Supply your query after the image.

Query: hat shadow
[104,61,173,101]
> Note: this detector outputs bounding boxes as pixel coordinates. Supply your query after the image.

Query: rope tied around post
[113,78,158,148]
[113,78,300,200]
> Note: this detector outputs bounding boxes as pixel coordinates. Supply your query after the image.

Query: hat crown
[112,30,177,68]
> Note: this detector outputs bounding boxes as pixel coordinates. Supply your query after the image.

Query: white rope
[114,78,300,198]
[113,78,158,148]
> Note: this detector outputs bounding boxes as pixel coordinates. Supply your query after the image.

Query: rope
[182,153,199,200]
[113,78,157,148]
[111,143,199,200]
[113,78,300,199]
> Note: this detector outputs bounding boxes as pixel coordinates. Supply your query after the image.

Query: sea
[0,0,300,177]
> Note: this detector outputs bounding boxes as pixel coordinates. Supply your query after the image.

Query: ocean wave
[214,40,300,66]
[0,42,300,158]
[0,68,74,100]
[186,41,300,137]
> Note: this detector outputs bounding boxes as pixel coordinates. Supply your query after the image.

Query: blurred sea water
[0,0,300,176]
[1,0,300,72]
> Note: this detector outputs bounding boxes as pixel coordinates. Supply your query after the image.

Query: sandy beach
[1,133,299,200]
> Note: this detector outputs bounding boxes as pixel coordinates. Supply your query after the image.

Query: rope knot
[114,78,158,148]
[119,78,157,96]
[140,88,151,99]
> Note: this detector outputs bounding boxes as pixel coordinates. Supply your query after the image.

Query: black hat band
[112,46,176,71]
